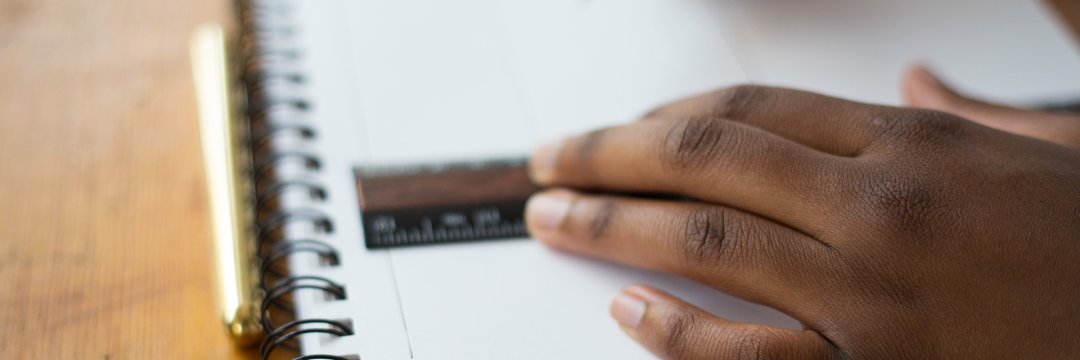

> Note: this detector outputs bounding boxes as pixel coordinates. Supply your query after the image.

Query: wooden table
[0,0,248,358]
[0,1,1076,358]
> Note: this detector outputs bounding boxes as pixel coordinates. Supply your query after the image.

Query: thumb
[611,285,836,360]
[903,65,1080,148]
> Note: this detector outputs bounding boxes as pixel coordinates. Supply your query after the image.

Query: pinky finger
[611,285,838,360]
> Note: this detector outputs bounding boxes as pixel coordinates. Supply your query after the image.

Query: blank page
[338,0,763,359]
[717,0,1080,105]
[288,0,1080,358]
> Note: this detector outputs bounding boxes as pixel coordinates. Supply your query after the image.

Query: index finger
[530,116,857,235]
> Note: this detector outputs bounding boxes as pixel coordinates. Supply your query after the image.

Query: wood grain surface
[0,0,1075,359]
[0,0,253,358]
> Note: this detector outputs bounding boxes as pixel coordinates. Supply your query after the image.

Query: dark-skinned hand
[525,66,1080,359]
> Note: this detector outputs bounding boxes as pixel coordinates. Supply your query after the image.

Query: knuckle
[853,171,946,238]
[735,327,782,360]
[875,110,969,149]
[586,198,618,242]
[840,255,926,315]
[562,127,610,179]
[661,117,739,172]
[711,85,771,120]
[681,207,740,268]
[660,308,701,358]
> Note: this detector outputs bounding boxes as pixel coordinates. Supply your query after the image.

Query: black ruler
[355,158,537,249]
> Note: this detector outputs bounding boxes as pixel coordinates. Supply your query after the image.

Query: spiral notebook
[192,0,1080,359]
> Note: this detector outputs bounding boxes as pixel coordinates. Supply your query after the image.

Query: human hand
[525,66,1080,359]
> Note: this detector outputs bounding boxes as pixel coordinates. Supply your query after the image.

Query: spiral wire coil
[236,0,356,358]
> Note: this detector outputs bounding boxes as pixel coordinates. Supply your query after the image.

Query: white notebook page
[336,1,766,358]
[278,0,1080,358]
[716,0,1080,105]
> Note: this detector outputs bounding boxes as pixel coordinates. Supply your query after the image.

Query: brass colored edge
[191,23,263,346]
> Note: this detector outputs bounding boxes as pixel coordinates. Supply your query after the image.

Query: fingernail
[611,290,647,330]
[915,68,965,105]
[526,191,573,231]
[530,140,563,184]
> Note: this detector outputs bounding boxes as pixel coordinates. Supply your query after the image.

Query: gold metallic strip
[191,23,263,345]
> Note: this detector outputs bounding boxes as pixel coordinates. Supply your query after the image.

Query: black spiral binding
[236,0,357,359]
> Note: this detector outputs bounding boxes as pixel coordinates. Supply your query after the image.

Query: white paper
[271,0,1080,359]
[715,0,1080,105]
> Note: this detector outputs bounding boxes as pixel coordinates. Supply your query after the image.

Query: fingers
[645,85,892,156]
[611,285,836,360]
[530,117,853,233]
[526,189,833,311]
[903,65,1080,148]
